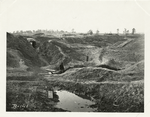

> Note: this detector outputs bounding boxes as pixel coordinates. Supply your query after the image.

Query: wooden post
[60,62,64,72]
[48,91,53,99]
[86,56,89,61]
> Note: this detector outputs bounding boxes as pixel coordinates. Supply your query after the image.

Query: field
[6,32,144,112]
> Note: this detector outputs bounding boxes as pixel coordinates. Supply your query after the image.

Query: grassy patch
[7,76,37,81]
[6,80,67,111]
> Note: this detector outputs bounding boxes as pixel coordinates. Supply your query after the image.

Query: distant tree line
[13,29,71,36]
[86,27,136,36]
[117,28,136,35]
[13,28,136,36]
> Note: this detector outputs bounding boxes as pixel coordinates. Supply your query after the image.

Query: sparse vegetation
[7,32,144,112]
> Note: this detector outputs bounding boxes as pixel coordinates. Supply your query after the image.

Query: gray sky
[1,0,149,33]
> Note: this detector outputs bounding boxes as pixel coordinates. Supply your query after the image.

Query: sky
[1,0,149,33]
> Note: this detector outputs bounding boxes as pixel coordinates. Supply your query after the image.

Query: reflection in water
[55,90,96,112]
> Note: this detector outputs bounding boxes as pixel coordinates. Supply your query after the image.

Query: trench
[98,64,121,71]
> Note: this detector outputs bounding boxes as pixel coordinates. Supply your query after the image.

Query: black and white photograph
[1,0,149,115]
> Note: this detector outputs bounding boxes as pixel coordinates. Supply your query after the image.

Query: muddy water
[55,90,96,112]
[7,78,97,111]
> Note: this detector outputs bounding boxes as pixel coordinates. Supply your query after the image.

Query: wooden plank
[48,91,53,99]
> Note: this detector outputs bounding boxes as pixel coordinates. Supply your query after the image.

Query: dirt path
[55,45,67,57]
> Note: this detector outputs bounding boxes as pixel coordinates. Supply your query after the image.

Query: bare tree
[72,29,75,33]
[96,30,99,35]
[132,28,136,34]
[117,29,119,34]
[126,30,129,35]
[124,28,127,35]
[88,30,93,35]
